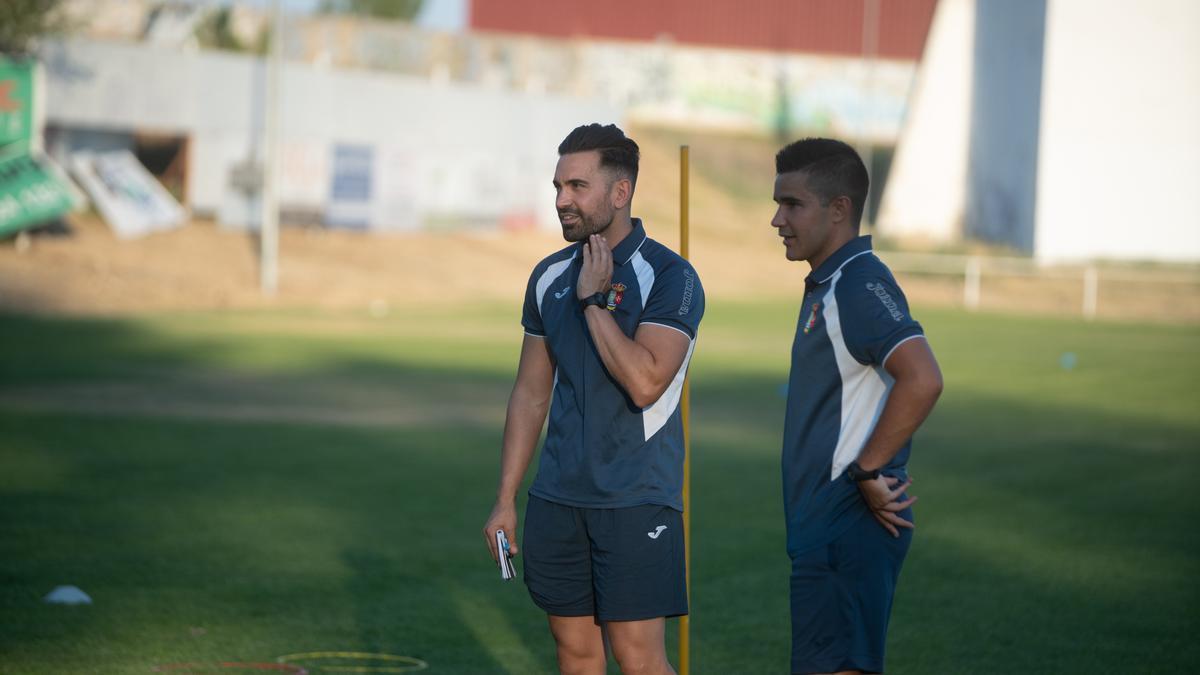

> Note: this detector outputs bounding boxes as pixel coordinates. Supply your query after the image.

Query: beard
[559,204,615,242]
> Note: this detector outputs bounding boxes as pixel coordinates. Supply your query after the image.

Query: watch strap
[847,461,881,481]
[579,292,608,310]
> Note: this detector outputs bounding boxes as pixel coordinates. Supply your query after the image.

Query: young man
[771,138,943,675]
[483,123,703,675]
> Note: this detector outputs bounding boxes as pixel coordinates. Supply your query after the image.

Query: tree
[194,7,250,53]
[0,0,67,57]
[318,0,423,22]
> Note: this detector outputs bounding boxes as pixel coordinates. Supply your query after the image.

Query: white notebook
[495,529,516,580]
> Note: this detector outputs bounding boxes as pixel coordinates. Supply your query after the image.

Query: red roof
[470,0,938,60]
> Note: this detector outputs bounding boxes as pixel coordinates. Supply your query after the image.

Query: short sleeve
[639,261,704,338]
[521,266,545,337]
[837,272,923,366]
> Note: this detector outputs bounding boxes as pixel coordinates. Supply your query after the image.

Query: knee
[610,642,670,675]
[556,641,605,675]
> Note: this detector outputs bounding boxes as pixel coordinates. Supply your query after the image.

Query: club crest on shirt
[606,282,626,311]
[803,302,821,334]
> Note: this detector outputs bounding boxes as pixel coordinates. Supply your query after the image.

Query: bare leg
[606,617,675,675]
[547,615,605,675]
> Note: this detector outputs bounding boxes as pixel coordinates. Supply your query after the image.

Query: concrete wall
[40,39,619,231]
[963,0,1046,253]
[875,0,974,242]
[879,0,1199,262]
[1035,0,1200,262]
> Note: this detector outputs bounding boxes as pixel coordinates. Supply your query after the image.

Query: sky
[227,0,468,31]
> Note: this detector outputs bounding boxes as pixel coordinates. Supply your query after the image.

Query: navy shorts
[789,507,913,674]
[522,494,688,622]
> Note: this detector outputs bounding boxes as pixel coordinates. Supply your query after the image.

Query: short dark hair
[775,138,869,227]
[558,123,640,189]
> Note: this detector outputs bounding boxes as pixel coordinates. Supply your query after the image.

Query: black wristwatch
[579,292,608,311]
[846,461,881,482]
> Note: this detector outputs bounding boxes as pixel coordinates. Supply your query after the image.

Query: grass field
[1,301,1198,674]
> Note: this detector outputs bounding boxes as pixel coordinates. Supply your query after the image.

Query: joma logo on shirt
[678,269,695,316]
[866,282,905,321]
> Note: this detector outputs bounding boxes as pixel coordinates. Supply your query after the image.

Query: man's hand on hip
[577,234,613,299]
[857,475,917,538]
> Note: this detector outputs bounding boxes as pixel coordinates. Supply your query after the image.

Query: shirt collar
[611,218,648,266]
[808,235,874,284]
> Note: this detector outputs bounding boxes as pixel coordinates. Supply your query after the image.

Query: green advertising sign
[0,151,76,236]
[0,57,35,152]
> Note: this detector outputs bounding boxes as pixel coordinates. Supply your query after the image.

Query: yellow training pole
[678,144,691,675]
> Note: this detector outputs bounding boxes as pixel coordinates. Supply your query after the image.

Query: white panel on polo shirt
[822,268,895,482]
[534,252,577,320]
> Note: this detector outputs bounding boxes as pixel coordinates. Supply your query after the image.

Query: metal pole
[260,0,283,296]
[1083,266,1099,320]
[964,256,982,311]
[860,0,880,229]
[678,144,691,675]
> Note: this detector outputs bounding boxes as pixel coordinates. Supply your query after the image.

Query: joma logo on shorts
[866,282,904,321]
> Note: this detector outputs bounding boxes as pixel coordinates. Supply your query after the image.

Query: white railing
[876,251,1200,321]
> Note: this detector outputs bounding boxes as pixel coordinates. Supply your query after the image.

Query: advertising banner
[0,57,35,152]
[0,150,77,237]
[70,150,186,239]
[325,143,373,230]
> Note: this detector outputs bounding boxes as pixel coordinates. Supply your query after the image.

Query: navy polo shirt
[782,235,925,555]
[521,219,704,511]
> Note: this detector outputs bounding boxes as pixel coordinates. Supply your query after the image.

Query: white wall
[875,0,974,243]
[1035,0,1200,262]
[41,39,619,231]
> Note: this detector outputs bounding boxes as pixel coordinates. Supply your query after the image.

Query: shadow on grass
[0,313,1197,673]
[686,375,1199,674]
[0,413,562,673]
